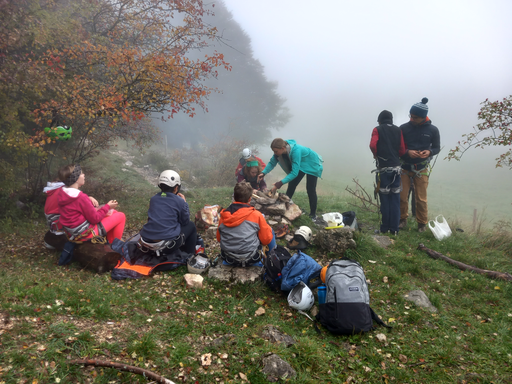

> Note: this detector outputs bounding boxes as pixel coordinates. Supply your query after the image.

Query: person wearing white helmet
[234,148,266,180]
[139,170,197,255]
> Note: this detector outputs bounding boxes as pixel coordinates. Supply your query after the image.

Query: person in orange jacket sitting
[217,182,275,267]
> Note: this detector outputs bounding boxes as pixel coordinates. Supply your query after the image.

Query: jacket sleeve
[281,146,302,185]
[79,193,109,224]
[259,178,267,190]
[262,155,277,175]
[430,127,441,156]
[235,162,243,177]
[399,131,407,157]
[257,157,267,170]
[216,213,224,243]
[257,214,274,245]
[236,169,245,183]
[179,200,191,227]
[369,127,379,156]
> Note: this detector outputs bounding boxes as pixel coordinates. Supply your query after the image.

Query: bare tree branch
[70,359,176,384]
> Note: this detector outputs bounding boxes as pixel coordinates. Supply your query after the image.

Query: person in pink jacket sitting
[57,164,125,244]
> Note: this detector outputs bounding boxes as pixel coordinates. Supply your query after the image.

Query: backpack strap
[370,307,393,330]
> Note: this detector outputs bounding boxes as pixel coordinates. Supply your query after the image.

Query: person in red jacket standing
[370,110,406,235]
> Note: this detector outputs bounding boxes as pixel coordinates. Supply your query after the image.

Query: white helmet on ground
[288,282,314,311]
[159,170,181,188]
[295,226,312,242]
[187,254,211,274]
[287,226,313,250]
[242,148,252,159]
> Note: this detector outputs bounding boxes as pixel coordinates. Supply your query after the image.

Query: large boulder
[314,227,357,254]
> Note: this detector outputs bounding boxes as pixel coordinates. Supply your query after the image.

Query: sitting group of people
[44,137,324,268]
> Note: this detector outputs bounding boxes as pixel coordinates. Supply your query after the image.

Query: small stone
[200,353,212,367]
[184,274,204,289]
[255,307,266,316]
[376,333,387,343]
[383,276,388,283]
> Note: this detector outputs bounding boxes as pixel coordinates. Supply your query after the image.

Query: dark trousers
[286,171,318,216]
[180,221,197,254]
[378,170,401,233]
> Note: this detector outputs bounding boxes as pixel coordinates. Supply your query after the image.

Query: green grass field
[1,147,511,383]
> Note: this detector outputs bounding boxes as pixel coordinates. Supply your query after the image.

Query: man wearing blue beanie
[398,98,441,232]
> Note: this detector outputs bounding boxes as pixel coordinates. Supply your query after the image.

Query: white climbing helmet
[287,282,314,311]
[295,226,312,242]
[287,226,313,250]
[187,254,211,274]
[242,148,252,159]
[159,170,181,188]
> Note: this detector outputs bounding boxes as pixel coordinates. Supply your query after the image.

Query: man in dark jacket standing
[370,110,406,234]
[399,98,441,232]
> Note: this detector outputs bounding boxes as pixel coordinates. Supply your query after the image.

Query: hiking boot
[398,219,407,229]
[418,223,427,233]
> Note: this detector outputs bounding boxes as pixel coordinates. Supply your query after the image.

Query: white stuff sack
[428,215,452,241]
[321,212,344,227]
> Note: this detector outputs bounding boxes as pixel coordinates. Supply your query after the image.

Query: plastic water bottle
[317,285,326,304]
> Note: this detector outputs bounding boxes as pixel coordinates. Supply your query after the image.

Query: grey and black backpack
[316,259,391,335]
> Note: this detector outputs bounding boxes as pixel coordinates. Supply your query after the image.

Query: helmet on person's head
[242,148,252,159]
[288,226,312,250]
[187,253,211,274]
[288,281,314,311]
[159,170,181,188]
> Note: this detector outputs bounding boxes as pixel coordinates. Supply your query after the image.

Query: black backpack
[262,245,292,292]
[315,259,391,335]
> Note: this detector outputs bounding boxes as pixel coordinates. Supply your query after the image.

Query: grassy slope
[0,150,511,384]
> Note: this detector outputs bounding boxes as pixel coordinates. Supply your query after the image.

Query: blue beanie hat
[410,97,429,118]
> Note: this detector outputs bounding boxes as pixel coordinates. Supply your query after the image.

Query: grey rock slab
[372,235,395,249]
[261,325,295,347]
[262,354,296,380]
[207,263,263,283]
[404,290,438,313]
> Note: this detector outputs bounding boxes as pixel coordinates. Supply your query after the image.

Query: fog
[217,0,512,225]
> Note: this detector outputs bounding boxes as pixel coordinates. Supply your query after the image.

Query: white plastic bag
[428,215,452,241]
[321,212,344,227]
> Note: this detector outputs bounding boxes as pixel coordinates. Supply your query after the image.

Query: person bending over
[258,138,323,220]
[237,156,267,192]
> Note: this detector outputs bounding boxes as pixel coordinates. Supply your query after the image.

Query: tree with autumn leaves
[0,0,232,197]
[447,95,512,169]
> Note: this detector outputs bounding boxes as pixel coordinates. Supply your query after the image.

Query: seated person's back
[217,182,274,265]
[140,170,197,255]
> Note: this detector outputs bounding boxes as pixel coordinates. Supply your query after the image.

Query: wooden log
[70,359,176,384]
[73,242,121,274]
[417,243,512,281]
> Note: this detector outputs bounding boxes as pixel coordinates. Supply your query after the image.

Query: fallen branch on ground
[69,359,176,384]
[417,243,512,281]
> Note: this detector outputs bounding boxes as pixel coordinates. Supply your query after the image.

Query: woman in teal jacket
[258,138,323,219]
